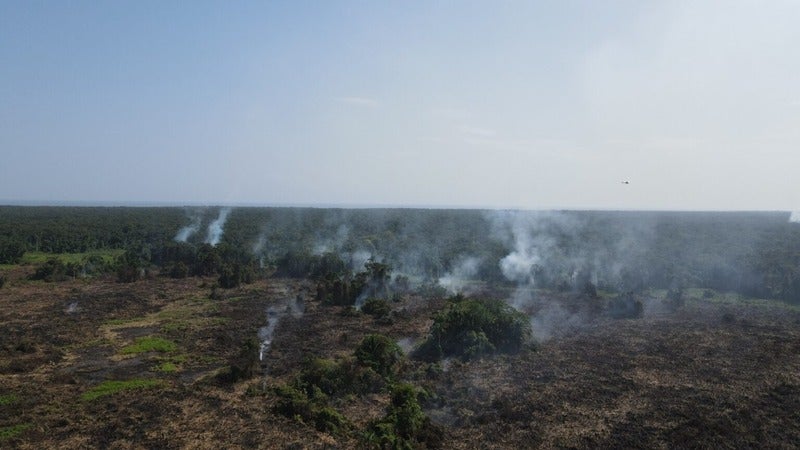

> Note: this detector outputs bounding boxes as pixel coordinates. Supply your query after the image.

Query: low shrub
[361,298,391,319]
[273,383,351,435]
[30,258,70,282]
[168,262,189,279]
[227,337,260,382]
[362,383,441,449]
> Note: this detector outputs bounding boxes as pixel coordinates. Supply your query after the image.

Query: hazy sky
[1,1,798,210]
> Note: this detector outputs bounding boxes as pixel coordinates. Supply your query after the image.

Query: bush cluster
[272,334,405,435]
[0,238,25,264]
[30,259,73,282]
[415,296,531,361]
[363,383,442,449]
[355,334,403,379]
[27,254,113,282]
[315,259,392,306]
[360,298,392,320]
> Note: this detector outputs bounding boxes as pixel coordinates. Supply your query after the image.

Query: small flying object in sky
[621,181,630,185]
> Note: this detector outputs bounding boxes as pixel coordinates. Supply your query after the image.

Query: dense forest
[1,206,799,302]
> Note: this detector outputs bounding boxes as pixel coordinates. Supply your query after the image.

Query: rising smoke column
[252,233,268,268]
[205,207,232,246]
[438,256,482,295]
[490,210,598,341]
[175,209,202,242]
[790,212,800,223]
[258,296,304,363]
[491,210,559,309]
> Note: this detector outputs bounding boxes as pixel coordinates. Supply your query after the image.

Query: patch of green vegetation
[0,423,31,441]
[224,337,260,383]
[169,354,189,364]
[361,298,392,320]
[154,362,178,373]
[415,296,531,361]
[355,334,403,379]
[81,379,163,401]
[363,383,440,449]
[272,336,413,436]
[272,383,352,435]
[121,337,177,354]
[0,394,18,406]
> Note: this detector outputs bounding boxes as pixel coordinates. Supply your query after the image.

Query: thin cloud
[458,125,497,138]
[336,96,380,107]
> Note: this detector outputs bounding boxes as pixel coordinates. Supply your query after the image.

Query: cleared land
[1,264,799,449]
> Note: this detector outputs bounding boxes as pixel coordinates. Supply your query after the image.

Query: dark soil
[1,268,799,448]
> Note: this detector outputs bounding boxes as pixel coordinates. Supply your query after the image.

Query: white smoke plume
[205,207,232,246]
[396,337,414,354]
[314,224,350,255]
[258,295,305,362]
[258,307,280,361]
[349,249,373,272]
[790,211,800,223]
[491,211,597,340]
[529,303,589,342]
[175,210,202,242]
[490,211,562,309]
[252,234,267,268]
[438,256,482,294]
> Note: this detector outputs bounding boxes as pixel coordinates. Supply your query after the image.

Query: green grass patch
[0,423,31,441]
[121,337,177,355]
[170,354,189,363]
[154,362,178,373]
[0,394,18,406]
[81,379,163,401]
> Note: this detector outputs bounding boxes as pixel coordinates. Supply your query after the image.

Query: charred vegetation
[1,207,800,448]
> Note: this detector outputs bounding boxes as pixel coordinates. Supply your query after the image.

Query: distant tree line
[2,206,800,302]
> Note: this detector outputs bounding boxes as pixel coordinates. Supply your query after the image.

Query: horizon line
[0,199,794,214]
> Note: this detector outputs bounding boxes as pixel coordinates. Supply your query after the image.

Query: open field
[2,262,799,449]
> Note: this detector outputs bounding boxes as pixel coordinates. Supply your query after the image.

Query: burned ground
[1,266,800,448]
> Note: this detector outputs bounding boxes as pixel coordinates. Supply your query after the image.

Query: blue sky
[1,1,798,210]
